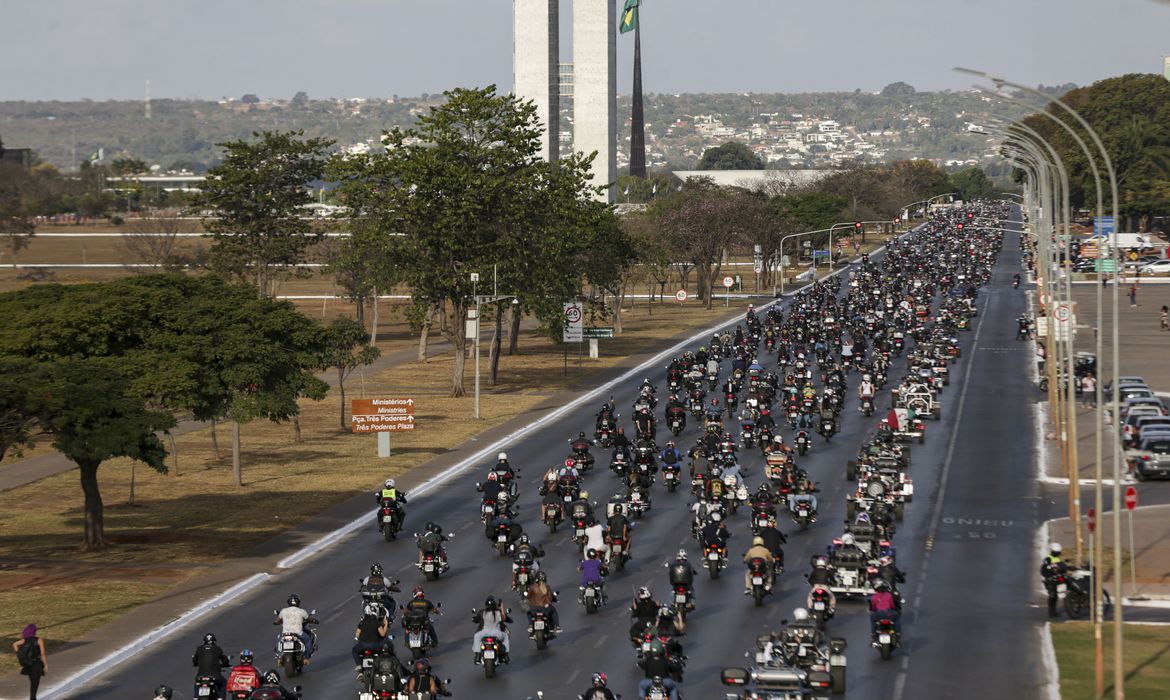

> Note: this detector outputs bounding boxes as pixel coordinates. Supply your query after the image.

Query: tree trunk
[338,366,348,430]
[293,414,302,443]
[128,460,137,506]
[508,305,521,356]
[489,303,503,385]
[167,430,179,476]
[450,302,467,397]
[210,418,220,459]
[613,288,625,334]
[78,458,106,550]
[232,420,242,487]
[370,289,380,345]
[419,303,435,362]
[354,293,366,329]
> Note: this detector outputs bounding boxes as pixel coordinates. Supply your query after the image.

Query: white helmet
[773,435,784,444]
[793,607,809,622]
[841,533,855,546]
[710,511,722,522]
[384,479,395,489]
[498,452,508,461]
[1050,542,1063,555]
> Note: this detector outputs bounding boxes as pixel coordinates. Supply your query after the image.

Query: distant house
[0,145,33,169]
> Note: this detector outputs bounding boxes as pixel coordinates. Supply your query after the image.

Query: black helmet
[153,685,173,700]
[428,522,442,534]
[370,563,384,577]
[262,670,281,686]
[414,658,432,675]
[579,431,587,439]
[287,594,301,607]
[484,595,498,610]
[202,633,217,645]
[425,521,436,532]
[381,636,396,654]
[239,649,253,664]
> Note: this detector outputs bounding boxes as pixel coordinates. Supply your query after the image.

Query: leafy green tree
[949,167,999,201]
[698,141,764,170]
[320,316,380,429]
[881,82,916,97]
[771,191,848,233]
[110,157,148,175]
[12,357,174,549]
[188,130,334,297]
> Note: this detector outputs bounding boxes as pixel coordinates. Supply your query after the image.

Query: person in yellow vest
[374,479,408,529]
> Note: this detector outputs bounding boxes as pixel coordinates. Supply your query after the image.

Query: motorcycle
[748,558,771,607]
[871,617,900,660]
[809,585,835,629]
[668,411,685,436]
[860,396,875,418]
[790,496,816,531]
[608,534,630,570]
[795,430,810,456]
[528,607,557,651]
[610,452,630,478]
[379,502,403,542]
[572,518,589,548]
[490,521,512,557]
[671,584,693,622]
[704,542,726,579]
[475,633,508,678]
[403,607,439,660]
[595,422,615,448]
[741,422,757,448]
[750,507,775,535]
[661,462,680,493]
[194,674,222,699]
[418,550,445,581]
[542,501,564,533]
[626,488,651,519]
[274,627,310,679]
[642,677,672,700]
[580,581,604,614]
[513,563,534,592]
[817,417,837,442]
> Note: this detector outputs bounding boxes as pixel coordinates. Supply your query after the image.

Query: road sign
[1087,507,1096,534]
[723,276,734,288]
[563,302,584,342]
[1094,216,1115,237]
[675,288,688,302]
[351,397,416,433]
[1095,259,1117,273]
[1054,302,1072,322]
[1125,486,1138,511]
[582,327,614,339]
[812,250,830,258]
[753,263,763,274]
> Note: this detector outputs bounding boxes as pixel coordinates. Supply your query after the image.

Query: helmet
[666,441,675,448]
[752,536,764,546]
[579,431,586,439]
[874,579,890,592]
[239,649,253,664]
[637,587,652,600]
[773,435,784,444]
[364,603,380,617]
[412,586,425,599]
[518,533,530,545]
[757,482,771,493]
[856,512,871,525]
[879,555,894,567]
[384,479,395,489]
[710,511,722,522]
[793,607,810,622]
[381,636,396,654]
[414,658,431,675]
[428,522,442,534]
[202,633,217,645]
[535,570,548,583]
[498,452,508,461]
[592,672,609,688]
[649,638,666,655]
[262,670,281,686]
[579,490,590,500]
[613,504,624,515]
[841,533,855,546]
[487,471,498,481]
[1050,542,1063,555]
[153,686,173,700]
[484,596,498,610]
[813,555,829,568]
[287,594,301,607]
[677,549,688,561]
[586,548,598,559]
[370,563,384,576]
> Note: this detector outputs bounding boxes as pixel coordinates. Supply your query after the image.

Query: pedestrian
[1129,284,1138,307]
[1161,305,1168,331]
[1081,373,1096,408]
[12,624,46,700]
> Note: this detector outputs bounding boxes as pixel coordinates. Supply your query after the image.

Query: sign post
[1126,486,1141,599]
[1087,507,1096,621]
[351,398,417,458]
[723,276,734,307]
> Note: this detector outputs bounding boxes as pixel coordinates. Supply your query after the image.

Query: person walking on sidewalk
[1161,305,1168,331]
[1081,372,1096,408]
[1129,284,1139,307]
[12,624,47,700]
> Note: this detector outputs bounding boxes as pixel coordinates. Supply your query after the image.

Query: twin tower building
[513,0,618,202]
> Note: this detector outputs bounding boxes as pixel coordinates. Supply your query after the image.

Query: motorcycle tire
[879,643,892,661]
[411,646,423,661]
[497,541,508,557]
[812,609,826,630]
[753,587,764,607]
[585,598,598,615]
[667,481,677,493]
[708,560,720,579]
[616,554,626,572]
[830,664,847,694]
[846,461,857,481]
[535,629,547,651]
[281,653,299,679]
[798,517,809,532]
[846,500,856,520]
[894,502,905,521]
[917,433,924,444]
[484,658,496,679]
[1065,592,1088,619]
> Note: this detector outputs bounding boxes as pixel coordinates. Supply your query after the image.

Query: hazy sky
[2,0,1167,101]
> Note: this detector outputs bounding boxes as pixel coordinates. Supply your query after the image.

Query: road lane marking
[565,669,581,685]
[593,634,609,648]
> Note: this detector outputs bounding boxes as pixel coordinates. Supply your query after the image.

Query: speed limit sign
[675,289,688,303]
[723,276,734,288]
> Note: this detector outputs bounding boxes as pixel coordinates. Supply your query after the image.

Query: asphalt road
[72,217,1057,700]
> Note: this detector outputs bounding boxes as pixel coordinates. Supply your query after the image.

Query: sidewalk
[0,302,755,699]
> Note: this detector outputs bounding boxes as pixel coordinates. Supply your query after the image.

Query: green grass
[1052,622,1170,699]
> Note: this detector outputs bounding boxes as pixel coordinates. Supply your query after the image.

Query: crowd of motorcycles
[156,203,1010,700]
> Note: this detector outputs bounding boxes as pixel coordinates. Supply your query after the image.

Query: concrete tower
[573,0,618,202]
[513,0,560,163]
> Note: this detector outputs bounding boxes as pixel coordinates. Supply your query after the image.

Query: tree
[0,160,37,266]
[948,167,999,201]
[240,94,260,104]
[698,142,764,171]
[291,91,310,107]
[320,317,380,430]
[110,157,148,175]
[771,191,848,233]
[120,212,201,272]
[881,82,916,97]
[12,357,174,549]
[188,130,333,297]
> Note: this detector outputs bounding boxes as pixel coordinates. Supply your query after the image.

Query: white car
[1138,259,1170,275]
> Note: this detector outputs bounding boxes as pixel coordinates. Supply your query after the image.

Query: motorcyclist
[492,452,517,482]
[525,571,561,633]
[405,658,451,697]
[629,587,661,642]
[1041,542,1069,617]
[607,504,632,559]
[660,441,683,470]
[807,554,835,586]
[743,536,776,594]
[858,376,876,402]
[274,595,318,662]
[361,563,400,619]
[153,686,174,700]
[667,550,698,610]
[374,478,408,529]
[634,407,656,442]
[876,555,907,593]
[368,637,405,693]
[569,432,595,466]
[248,670,297,700]
[471,596,512,661]
[402,586,440,647]
[583,517,608,560]
[579,548,609,604]
[869,579,902,634]
[581,672,618,700]
[749,483,776,514]
[569,490,595,523]
[511,534,545,589]
[352,604,390,668]
[756,407,777,433]
[612,427,633,461]
[700,511,730,551]
[479,471,514,517]
[226,649,261,696]
[416,522,449,570]
[485,511,523,549]
[191,633,230,695]
[782,607,825,650]
[638,639,681,700]
[757,524,787,571]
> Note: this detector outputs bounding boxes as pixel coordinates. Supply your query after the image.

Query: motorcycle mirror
[474,482,481,489]
[448,533,456,538]
[310,609,317,615]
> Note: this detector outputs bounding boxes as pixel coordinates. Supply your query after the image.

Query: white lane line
[1039,622,1062,700]
[565,669,581,686]
[593,634,609,648]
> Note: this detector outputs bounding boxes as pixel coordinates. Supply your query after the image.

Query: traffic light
[854,221,864,243]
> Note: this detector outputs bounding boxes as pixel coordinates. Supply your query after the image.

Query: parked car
[1139,260,1170,275]
[1118,385,1157,404]
[1133,416,1170,447]
[1127,436,1170,480]
[1123,397,1168,417]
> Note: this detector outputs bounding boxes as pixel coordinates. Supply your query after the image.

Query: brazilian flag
[620,0,639,34]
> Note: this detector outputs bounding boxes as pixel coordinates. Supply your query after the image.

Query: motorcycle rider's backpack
[419,532,441,554]
[669,562,692,586]
[372,656,403,691]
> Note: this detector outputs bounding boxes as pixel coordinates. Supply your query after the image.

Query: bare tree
[120,212,197,272]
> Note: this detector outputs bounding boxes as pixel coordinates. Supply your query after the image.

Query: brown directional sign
[351,398,416,433]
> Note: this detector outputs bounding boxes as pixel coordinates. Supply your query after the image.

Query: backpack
[419,533,441,554]
[17,638,39,668]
